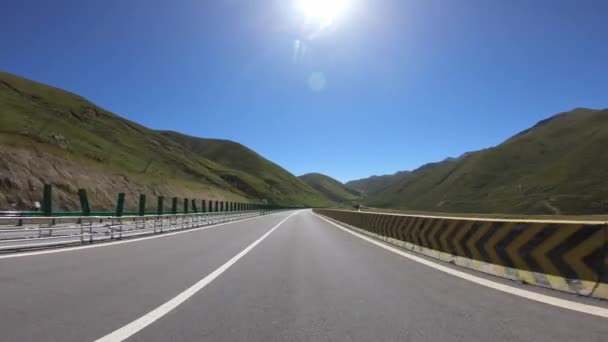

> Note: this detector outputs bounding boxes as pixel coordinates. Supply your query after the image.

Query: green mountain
[345,171,410,196]
[158,131,330,207]
[362,108,608,215]
[0,71,331,211]
[298,173,361,204]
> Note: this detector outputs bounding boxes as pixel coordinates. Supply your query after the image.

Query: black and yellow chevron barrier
[313,209,608,299]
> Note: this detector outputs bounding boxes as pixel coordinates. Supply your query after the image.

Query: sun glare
[296,0,350,22]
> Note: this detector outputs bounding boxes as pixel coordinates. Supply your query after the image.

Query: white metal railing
[0,210,277,252]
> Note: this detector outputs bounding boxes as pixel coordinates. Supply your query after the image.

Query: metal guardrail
[0,210,278,252]
[0,210,196,218]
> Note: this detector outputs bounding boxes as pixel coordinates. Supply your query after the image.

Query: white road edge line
[313,212,608,319]
[94,210,300,342]
[0,211,292,260]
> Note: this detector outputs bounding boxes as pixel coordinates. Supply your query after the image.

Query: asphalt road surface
[0,210,606,341]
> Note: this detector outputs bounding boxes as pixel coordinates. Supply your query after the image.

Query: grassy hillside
[0,71,331,210]
[345,171,410,196]
[298,173,360,204]
[159,132,331,207]
[364,108,608,215]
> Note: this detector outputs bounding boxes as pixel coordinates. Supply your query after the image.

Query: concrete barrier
[314,209,608,299]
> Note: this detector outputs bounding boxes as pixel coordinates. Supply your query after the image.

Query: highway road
[0,210,606,341]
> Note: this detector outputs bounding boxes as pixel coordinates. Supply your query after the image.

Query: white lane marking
[95,211,300,342]
[0,212,292,260]
[313,213,608,319]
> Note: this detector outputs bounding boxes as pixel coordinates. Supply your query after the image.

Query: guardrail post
[192,199,198,213]
[116,193,125,217]
[184,198,189,214]
[78,189,91,216]
[138,194,146,216]
[172,197,178,214]
[80,223,85,244]
[202,200,206,213]
[157,196,164,216]
[42,184,52,217]
[89,219,93,243]
[214,200,218,212]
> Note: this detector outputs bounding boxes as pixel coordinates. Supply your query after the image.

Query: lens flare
[308,72,326,92]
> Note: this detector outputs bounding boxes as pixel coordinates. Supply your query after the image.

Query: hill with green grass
[360,108,608,215]
[345,171,410,196]
[298,173,361,204]
[0,71,331,211]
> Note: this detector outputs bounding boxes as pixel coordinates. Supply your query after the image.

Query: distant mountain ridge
[0,71,331,210]
[345,171,411,196]
[298,173,360,204]
[349,108,608,215]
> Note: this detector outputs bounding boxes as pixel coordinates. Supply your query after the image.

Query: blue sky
[2,0,607,182]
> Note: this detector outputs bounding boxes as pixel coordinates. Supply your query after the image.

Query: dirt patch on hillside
[0,147,245,212]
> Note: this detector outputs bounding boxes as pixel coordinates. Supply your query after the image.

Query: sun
[296,0,350,22]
